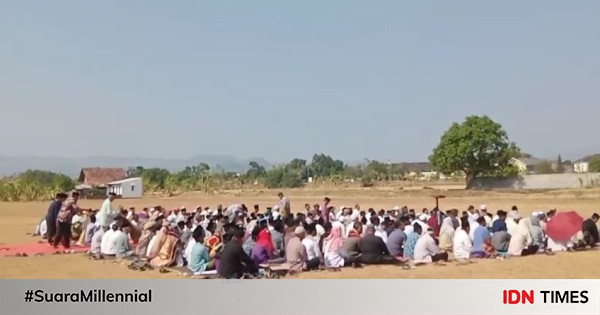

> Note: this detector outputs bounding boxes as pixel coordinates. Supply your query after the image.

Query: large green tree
[245,161,267,179]
[588,157,600,172]
[429,115,520,188]
[310,154,345,178]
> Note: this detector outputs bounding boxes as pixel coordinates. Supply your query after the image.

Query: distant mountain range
[0,155,273,177]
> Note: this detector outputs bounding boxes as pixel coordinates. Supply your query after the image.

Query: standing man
[98,192,117,227]
[321,197,331,224]
[46,193,67,245]
[53,191,80,249]
[278,192,291,218]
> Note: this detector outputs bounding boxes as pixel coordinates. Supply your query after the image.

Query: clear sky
[1,1,599,163]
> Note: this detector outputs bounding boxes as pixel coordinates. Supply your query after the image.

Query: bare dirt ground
[1,185,599,279]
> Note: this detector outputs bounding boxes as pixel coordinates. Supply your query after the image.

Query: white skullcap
[316,224,325,237]
[418,214,427,221]
[480,204,487,210]
[273,205,280,210]
[294,226,306,234]
[393,206,400,211]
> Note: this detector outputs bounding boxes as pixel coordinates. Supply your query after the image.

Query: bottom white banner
[0,279,598,315]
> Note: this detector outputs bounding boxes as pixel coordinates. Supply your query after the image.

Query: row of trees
[127,153,422,195]
[2,115,596,200]
[0,170,76,201]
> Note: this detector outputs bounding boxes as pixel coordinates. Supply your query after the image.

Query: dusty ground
[1,185,599,279]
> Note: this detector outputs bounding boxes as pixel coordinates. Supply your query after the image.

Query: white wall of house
[574,162,589,173]
[107,177,143,198]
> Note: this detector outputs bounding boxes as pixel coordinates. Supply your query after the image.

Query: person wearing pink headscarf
[323,223,345,267]
[257,229,275,254]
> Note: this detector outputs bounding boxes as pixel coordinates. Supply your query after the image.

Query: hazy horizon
[2,1,599,163]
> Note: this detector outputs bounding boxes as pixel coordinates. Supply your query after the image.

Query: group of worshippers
[438,205,600,260]
[37,192,600,278]
[37,192,137,250]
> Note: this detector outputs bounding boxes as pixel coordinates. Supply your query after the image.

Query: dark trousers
[46,219,56,244]
[521,245,539,256]
[305,257,320,270]
[432,252,449,262]
[53,222,71,248]
[362,255,399,265]
[343,255,361,266]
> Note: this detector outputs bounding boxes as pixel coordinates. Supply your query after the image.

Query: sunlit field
[1,185,599,279]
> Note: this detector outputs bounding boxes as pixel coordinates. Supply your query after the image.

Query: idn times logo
[503,290,589,304]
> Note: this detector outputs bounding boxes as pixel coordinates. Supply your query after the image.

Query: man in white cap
[177,206,186,223]
[286,226,313,273]
[167,208,179,225]
[414,214,430,236]
[480,205,492,228]
[507,213,521,236]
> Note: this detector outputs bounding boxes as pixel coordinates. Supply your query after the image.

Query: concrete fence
[471,173,600,190]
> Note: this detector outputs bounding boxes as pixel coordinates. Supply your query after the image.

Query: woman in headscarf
[205,222,224,273]
[149,224,182,268]
[251,228,275,265]
[322,222,345,268]
[427,208,443,237]
[137,220,159,258]
[147,221,170,260]
[507,218,539,256]
[438,216,455,251]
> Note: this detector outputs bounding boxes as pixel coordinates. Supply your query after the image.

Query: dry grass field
[1,184,599,279]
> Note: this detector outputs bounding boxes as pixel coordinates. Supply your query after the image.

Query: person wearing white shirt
[100,224,118,255]
[302,224,322,262]
[479,205,492,228]
[469,220,480,241]
[413,228,448,264]
[97,193,117,227]
[176,206,186,223]
[126,208,134,221]
[453,221,472,260]
[507,214,521,237]
[71,213,85,225]
[167,208,179,224]
[370,217,388,243]
[112,225,133,257]
[37,219,48,238]
[90,225,107,254]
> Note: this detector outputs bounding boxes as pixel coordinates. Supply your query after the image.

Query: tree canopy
[429,115,520,188]
[589,157,600,173]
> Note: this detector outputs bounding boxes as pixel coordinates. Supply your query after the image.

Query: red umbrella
[546,211,583,242]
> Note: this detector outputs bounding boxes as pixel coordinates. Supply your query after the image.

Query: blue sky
[1,1,599,163]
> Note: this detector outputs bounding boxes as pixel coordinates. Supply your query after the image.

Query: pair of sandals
[127,261,169,273]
